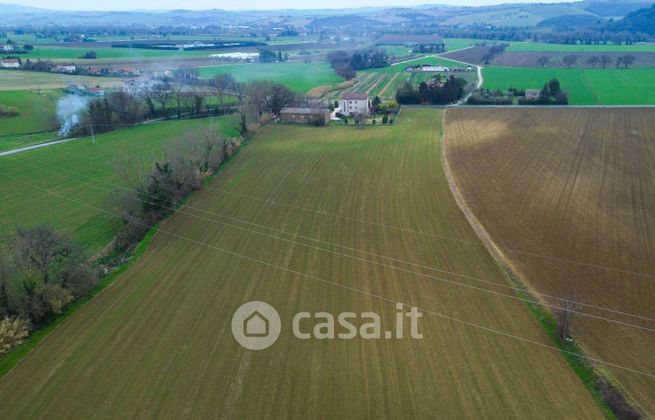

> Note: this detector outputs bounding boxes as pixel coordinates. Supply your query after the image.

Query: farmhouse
[117,67,141,77]
[0,58,20,69]
[51,64,77,74]
[525,89,541,100]
[2,44,14,52]
[123,78,158,95]
[280,107,331,125]
[339,93,370,117]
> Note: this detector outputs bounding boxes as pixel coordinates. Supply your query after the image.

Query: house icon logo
[244,311,269,337]
[231,301,281,350]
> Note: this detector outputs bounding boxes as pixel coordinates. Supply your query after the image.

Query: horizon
[3,0,582,12]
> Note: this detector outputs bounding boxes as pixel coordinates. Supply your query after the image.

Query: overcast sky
[9,0,578,11]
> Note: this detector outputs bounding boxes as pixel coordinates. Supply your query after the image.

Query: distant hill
[609,4,655,35]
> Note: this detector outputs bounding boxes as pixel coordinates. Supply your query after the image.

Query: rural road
[0,137,79,157]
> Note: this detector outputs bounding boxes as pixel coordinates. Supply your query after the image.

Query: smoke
[57,95,89,137]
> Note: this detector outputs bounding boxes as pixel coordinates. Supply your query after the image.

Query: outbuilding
[279,107,331,125]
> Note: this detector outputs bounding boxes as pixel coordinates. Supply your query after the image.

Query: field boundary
[0,130,252,378]
[439,109,628,419]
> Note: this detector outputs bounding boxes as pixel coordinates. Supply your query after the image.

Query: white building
[525,89,541,100]
[339,93,370,117]
[2,44,14,52]
[0,58,20,69]
[51,65,77,74]
[123,78,158,95]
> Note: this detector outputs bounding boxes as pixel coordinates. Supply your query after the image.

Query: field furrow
[444,107,655,417]
[0,109,600,418]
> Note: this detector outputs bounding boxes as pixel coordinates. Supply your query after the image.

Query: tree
[259,49,278,63]
[586,55,600,68]
[562,54,578,68]
[536,56,549,67]
[599,54,611,69]
[211,73,237,110]
[171,83,185,119]
[151,83,172,118]
[139,162,184,220]
[264,83,296,117]
[618,54,636,69]
[371,96,382,113]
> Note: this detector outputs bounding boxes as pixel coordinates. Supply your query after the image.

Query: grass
[0,90,60,137]
[379,45,413,56]
[443,38,481,51]
[0,115,239,254]
[507,41,655,53]
[198,61,342,93]
[482,66,655,105]
[445,108,655,417]
[366,56,468,74]
[0,70,123,91]
[0,109,601,418]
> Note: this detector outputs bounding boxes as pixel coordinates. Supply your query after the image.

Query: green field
[366,56,468,74]
[0,90,60,137]
[443,38,480,51]
[0,70,123,91]
[483,66,655,105]
[0,116,238,253]
[507,41,655,53]
[0,108,602,418]
[379,45,413,56]
[198,61,341,93]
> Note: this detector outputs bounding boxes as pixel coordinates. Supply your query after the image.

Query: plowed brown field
[444,107,655,416]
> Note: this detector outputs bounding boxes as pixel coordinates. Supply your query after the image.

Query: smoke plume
[57,95,89,137]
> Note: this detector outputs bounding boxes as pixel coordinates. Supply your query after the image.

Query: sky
[7,0,578,11]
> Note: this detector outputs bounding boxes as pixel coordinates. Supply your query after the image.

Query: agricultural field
[0,109,602,418]
[198,61,341,93]
[444,108,655,417]
[443,38,480,51]
[368,56,466,74]
[482,67,655,105]
[491,51,655,68]
[0,90,59,137]
[0,70,123,91]
[379,45,413,57]
[507,41,655,53]
[0,115,238,253]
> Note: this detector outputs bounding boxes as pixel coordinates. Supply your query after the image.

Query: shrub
[0,106,18,118]
[0,317,30,355]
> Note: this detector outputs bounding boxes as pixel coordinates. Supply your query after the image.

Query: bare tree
[617,54,636,69]
[151,83,172,118]
[586,55,600,68]
[536,56,549,68]
[562,54,579,69]
[171,83,186,119]
[599,54,611,69]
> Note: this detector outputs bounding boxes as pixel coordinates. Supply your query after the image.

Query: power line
[10,153,655,331]
[2,168,654,381]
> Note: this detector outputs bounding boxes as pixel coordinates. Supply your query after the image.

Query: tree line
[327,48,389,80]
[395,76,467,105]
[536,54,638,69]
